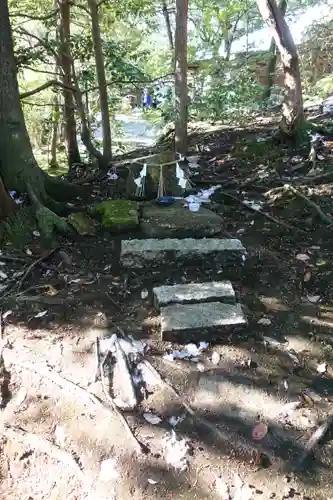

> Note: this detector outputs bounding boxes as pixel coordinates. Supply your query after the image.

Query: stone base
[120,238,246,269]
[153,281,236,310]
[140,201,224,238]
[91,200,139,232]
[160,302,247,342]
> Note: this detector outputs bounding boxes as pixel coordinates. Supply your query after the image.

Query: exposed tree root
[266,184,333,226]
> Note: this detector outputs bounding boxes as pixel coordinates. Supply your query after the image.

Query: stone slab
[120,238,245,269]
[140,201,223,238]
[91,199,139,231]
[153,281,235,310]
[160,302,246,342]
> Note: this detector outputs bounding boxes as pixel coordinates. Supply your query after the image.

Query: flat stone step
[120,238,245,269]
[160,302,247,342]
[153,281,236,310]
[140,201,223,238]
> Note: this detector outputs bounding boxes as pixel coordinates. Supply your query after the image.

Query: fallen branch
[220,190,307,234]
[286,185,333,225]
[17,248,59,292]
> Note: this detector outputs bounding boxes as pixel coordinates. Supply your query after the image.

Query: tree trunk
[256,0,303,135]
[0,177,17,220]
[162,0,174,50]
[58,0,81,166]
[88,0,112,162]
[262,0,287,101]
[50,94,60,169]
[0,0,81,239]
[174,0,188,155]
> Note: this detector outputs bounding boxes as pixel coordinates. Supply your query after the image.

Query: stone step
[120,238,246,269]
[153,281,236,310]
[160,302,247,342]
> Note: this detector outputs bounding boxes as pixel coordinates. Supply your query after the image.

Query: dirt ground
[2,118,333,499]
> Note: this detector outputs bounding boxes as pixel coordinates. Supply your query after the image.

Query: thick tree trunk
[0,0,80,238]
[174,0,188,155]
[256,0,303,135]
[162,0,174,50]
[58,0,81,166]
[88,0,112,162]
[262,0,287,102]
[0,177,17,220]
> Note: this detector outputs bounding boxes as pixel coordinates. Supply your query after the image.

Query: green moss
[90,199,139,231]
[68,212,95,235]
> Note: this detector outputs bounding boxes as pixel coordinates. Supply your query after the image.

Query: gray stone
[140,201,223,238]
[120,238,245,269]
[160,302,246,341]
[153,281,236,310]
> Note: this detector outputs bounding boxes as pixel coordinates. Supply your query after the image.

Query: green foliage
[190,65,263,121]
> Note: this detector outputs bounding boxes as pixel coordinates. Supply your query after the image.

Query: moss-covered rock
[68,212,95,235]
[91,199,139,231]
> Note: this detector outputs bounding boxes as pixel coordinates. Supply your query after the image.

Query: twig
[0,256,27,263]
[94,336,101,383]
[16,248,59,292]
[295,415,333,467]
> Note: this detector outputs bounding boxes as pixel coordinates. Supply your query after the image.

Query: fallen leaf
[317,362,327,374]
[252,422,268,441]
[257,317,271,325]
[46,285,58,296]
[215,476,230,499]
[307,295,320,303]
[2,310,12,319]
[34,310,48,318]
[25,248,32,256]
[304,271,311,282]
[141,289,148,299]
[0,270,8,280]
[143,412,162,425]
[296,253,310,262]
[33,230,40,237]
[147,478,158,485]
[211,351,220,365]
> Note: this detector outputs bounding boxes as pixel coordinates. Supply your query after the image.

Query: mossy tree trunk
[0,0,81,239]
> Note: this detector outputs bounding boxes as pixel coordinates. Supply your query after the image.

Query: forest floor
[2,113,333,499]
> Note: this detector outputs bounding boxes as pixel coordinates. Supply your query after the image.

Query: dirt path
[2,122,333,499]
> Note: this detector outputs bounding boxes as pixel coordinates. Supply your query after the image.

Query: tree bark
[50,94,60,169]
[162,0,174,50]
[262,0,287,101]
[0,177,17,220]
[174,0,188,155]
[58,0,81,166]
[88,0,112,162]
[0,0,81,238]
[256,0,303,135]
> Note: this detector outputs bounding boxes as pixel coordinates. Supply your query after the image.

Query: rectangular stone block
[140,202,223,238]
[120,238,245,269]
[153,281,236,310]
[160,302,247,342]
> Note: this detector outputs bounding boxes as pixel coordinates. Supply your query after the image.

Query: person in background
[142,88,151,110]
